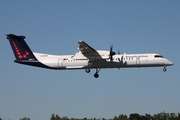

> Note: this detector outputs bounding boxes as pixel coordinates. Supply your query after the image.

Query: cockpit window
[154,55,164,58]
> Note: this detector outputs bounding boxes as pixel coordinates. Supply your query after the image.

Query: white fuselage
[33,52,173,70]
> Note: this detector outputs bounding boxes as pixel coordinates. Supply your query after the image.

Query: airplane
[6,34,173,78]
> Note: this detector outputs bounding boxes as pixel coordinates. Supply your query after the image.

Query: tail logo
[12,41,29,59]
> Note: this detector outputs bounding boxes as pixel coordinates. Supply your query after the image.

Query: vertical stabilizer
[6,34,37,61]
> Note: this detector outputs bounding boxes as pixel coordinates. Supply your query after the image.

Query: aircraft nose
[165,59,174,66]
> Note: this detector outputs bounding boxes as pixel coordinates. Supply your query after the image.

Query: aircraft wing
[78,41,98,54]
[73,41,109,60]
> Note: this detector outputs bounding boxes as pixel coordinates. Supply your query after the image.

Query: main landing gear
[94,68,101,78]
[85,68,101,78]
[85,68,91,73]
[163,66,167,72]
[85,61,92,73]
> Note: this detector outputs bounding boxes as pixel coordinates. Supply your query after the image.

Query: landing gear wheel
[94,73,99,78]
[85,68,90,73]
[163,67,167,72]
[93,68,101,78]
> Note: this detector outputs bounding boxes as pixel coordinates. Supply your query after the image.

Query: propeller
[118,50,120,55]
[109,45,116,61]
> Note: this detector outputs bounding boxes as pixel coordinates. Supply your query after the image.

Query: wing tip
[78,40,84,43]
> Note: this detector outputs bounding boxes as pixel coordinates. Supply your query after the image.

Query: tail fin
[6,34,37,61]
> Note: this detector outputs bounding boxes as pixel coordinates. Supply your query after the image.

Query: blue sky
[0,1,180,120]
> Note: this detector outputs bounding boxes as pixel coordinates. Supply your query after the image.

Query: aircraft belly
[42,60,59,68]
[35,57,59,68]
[89,60,162,68]
[90,62,122,68]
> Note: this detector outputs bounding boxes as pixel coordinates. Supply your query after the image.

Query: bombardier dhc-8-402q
[6,34,173,78]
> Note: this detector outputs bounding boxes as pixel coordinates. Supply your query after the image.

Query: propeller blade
[110,45,113,51]
[118,50,120,55]
[109,45,116,61]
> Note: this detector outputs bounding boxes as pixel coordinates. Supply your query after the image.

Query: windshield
[154,55,164,58]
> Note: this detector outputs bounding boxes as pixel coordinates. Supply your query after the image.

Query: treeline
[0,117,30,120]
[1,112,180,120]
[50,112,180,120]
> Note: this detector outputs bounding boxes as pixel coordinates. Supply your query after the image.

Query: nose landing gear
[163,66,167,72]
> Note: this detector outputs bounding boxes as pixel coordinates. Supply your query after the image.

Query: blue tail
[6,34,51,68]
[6,34,37,61]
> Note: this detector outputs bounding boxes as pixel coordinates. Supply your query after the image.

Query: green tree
[144,114,152,120]
[129,113,141,120]
[20,117,30,120]
[62,116,69,120]
[56,114,61,120]
[113,116,119,120]
[119,114,128,120]
[177,113,180,120]
[153,112,167,120]
[50,114,56,120]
